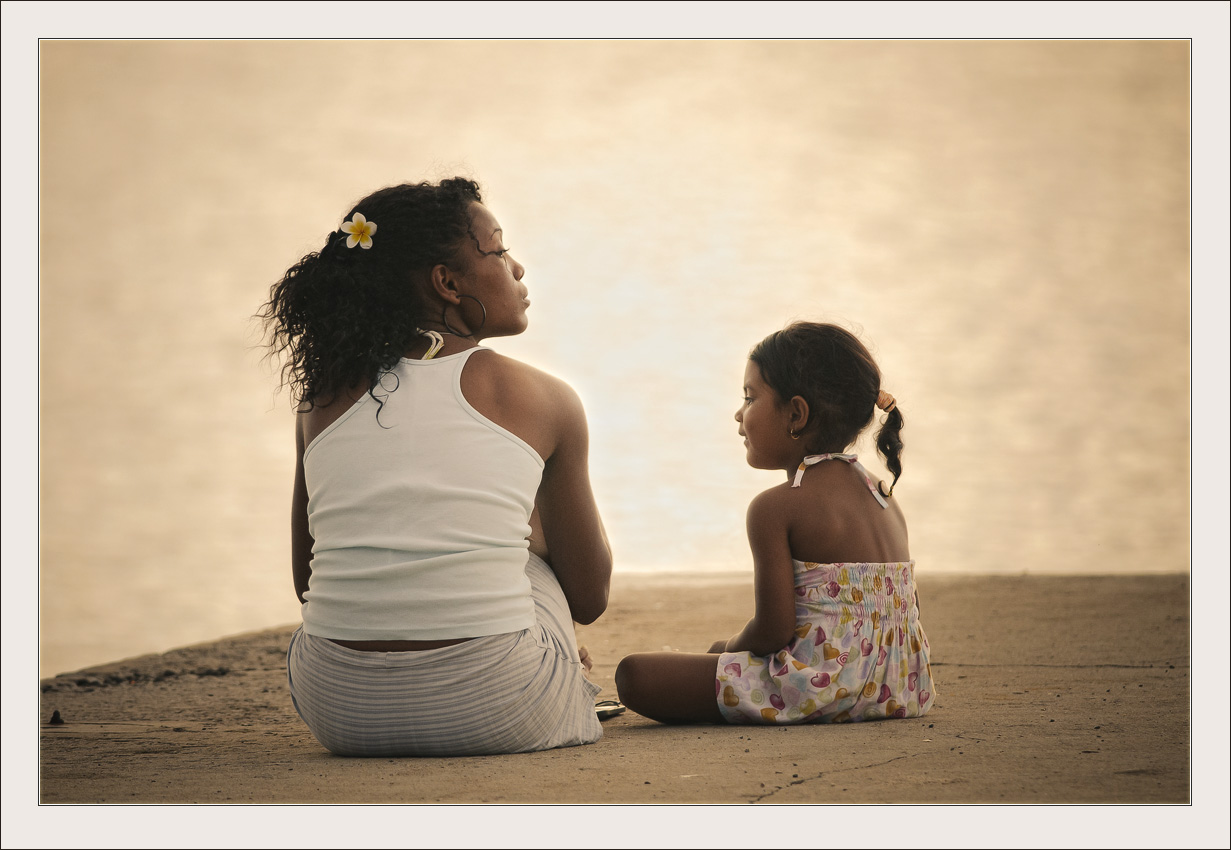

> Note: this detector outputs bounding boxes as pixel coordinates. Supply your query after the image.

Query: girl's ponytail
[875,404,904,496]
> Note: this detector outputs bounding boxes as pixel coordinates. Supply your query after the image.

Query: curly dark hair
[749,322,905,494]
[259,178,483,408]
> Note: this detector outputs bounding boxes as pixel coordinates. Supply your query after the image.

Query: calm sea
[35,41,1191,677]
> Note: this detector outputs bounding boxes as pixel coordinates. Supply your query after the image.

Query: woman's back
[301,348,544,641]
[267,178,613,756]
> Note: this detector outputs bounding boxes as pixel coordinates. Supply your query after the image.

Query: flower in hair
[341,212,377,249]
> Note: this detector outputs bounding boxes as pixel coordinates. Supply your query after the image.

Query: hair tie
[320,230,347,262]
[876,390,896,413]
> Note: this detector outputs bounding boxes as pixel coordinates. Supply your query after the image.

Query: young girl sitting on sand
[615,321,935,724]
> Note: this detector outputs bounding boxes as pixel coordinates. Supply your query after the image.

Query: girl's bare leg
[615,651,725,724]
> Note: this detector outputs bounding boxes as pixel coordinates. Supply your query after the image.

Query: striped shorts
[286,553,603,756]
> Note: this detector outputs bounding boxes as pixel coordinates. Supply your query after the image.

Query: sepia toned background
[34,39,1192,677]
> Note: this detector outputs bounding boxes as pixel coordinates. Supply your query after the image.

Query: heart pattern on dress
[714,559,934,728]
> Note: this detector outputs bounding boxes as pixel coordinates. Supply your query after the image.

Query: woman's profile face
[455,202,530,340]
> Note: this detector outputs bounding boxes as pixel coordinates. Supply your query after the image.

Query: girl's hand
[578,644,594,672]
[708,639,728,654]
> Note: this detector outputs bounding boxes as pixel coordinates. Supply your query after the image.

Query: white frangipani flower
[341,212,377,249]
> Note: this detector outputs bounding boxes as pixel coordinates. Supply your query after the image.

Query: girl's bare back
[780,459,910,565]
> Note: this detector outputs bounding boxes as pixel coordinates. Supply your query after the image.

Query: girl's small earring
[789,429,800,440]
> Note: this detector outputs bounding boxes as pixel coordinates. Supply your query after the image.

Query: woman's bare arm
[291,414,314,604]
[460,350,612,624]
[534,376,611,624]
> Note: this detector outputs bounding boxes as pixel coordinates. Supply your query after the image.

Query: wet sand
[29,573,1215,843]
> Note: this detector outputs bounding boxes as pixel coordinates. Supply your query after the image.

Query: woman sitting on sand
[616,322,934,724]
[261,178,612,756]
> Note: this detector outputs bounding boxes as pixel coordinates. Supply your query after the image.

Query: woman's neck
[403,330,479,360]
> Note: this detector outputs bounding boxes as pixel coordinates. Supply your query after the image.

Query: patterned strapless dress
[715,453,936,724]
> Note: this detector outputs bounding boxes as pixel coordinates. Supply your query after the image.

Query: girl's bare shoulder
[749,469,863,535]
[746,480,801,521]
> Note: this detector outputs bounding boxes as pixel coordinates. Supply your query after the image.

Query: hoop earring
[789,429,800,440]
[441,294,487,337]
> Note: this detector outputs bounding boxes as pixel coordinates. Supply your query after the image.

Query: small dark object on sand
[49,710,64,725]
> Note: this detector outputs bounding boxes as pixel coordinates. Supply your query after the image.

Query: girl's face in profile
[735,360,796,471]
[456,203,530,340]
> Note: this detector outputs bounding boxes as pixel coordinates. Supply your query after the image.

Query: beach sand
[30,572,1211,842]
[37,573,1191,801]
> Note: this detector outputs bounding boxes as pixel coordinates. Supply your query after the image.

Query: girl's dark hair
[749,321,905,493]
[260,177,483,408]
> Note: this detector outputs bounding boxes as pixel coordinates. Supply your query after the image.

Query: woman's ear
[788,395,810,433]
[429,264,462,305]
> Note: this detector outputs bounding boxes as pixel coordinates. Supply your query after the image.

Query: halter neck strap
[791,453,889,508]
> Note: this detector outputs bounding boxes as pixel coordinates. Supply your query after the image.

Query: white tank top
[300,347,544,640]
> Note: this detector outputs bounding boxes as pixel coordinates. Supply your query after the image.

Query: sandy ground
[22,573,1225,846]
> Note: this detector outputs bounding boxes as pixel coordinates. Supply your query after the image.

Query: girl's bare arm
[717,488,797,655]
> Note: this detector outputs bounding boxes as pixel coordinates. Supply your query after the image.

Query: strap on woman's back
[791,453,889,508]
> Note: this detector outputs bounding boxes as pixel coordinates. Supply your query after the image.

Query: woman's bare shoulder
[297,382,371,447]
[462,349,588,460]
[466,348,583,412]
